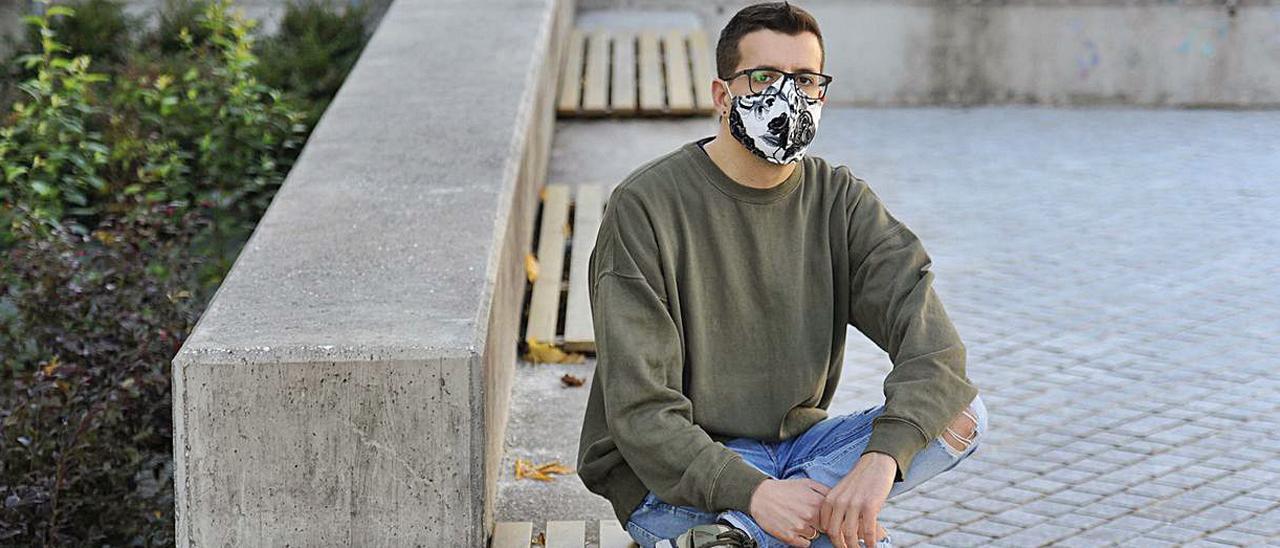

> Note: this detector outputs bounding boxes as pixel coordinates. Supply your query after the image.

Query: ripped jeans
[624,393,989,548]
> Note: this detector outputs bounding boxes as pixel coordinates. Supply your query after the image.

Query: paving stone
[926,485,983,503]
[1116,538,1180,548]
[927,530,993,547]
[955,476,1009,493]
[883,529,927,546]
[988,509,1049,528]
[878,505,921,524]
[1044,489,1102,507]
[1103,514,1166,534]
[1145,523,1211,542]
[1220,494,1277,513]
[896,495,953,514]
[1075,502,1131,520]
[986,486,1043,504]
[1017,477,1069,495]
[897,516,957,537]
[1097,492,1158,510]
[1018,499,1078,518]
[1233,512,1280,536]
[957,496,1018,514]
[1122,481,1185,500]
[957,519,1021,539]
[1178,505,1258,531]
[924,505,985,526]
[1204,528,1273,546]
[993,522,1080,546]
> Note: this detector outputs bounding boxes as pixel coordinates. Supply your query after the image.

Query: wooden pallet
[523,183,608,354]
[557,28,716,117]
[492,519,637,548]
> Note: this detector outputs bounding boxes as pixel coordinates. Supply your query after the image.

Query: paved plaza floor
[496,106,1280,547]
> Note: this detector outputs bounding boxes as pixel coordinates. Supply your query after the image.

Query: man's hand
[819,452,896,548]
[748,478,830,547]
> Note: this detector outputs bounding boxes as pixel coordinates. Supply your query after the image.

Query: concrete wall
[580,0,1280,107]
[170,0,570,544]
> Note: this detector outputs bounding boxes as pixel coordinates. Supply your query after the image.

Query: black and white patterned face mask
[720,75,823,165]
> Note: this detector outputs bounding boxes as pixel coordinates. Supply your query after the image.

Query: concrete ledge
[171,0,571,544]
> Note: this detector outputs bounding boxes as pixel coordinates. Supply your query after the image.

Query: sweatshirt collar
[686,136,804,204]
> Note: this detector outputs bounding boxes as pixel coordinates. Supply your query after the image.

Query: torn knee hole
[942,407,978,453]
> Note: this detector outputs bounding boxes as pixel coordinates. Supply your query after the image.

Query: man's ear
[711,80,728,117]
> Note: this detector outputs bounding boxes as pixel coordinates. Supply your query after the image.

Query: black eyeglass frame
[722,66,835,100]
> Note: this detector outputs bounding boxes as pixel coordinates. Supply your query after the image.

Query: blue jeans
[625,393,989,548]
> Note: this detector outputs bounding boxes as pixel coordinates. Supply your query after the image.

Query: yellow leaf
[41,356,60,376]
[539,186,548,201]
[563,222,571,238]
[522,337,585,364]
[515,458,552,481]
[536,461,575,476]
[525,253,539,284]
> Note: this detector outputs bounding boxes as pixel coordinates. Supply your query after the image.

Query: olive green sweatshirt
[575,136,980,526]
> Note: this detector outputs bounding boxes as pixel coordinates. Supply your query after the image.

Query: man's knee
[941,399,981,454]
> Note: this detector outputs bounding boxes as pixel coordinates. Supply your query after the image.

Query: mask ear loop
[718,80,734,122]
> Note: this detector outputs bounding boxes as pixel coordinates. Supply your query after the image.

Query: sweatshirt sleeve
[844,175,981,483]
[589,186,771,513]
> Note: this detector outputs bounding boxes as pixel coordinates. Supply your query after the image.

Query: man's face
[717,29,825,107]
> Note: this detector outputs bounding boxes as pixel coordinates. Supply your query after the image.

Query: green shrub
[22,0,136,67]
[0,0,367,542]
[0,1,111,245]
[253,0,368,128]
[0,205,209,545]
[150,0,216,53]
[107,0,309,271]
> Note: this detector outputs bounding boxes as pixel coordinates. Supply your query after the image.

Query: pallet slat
[560,27,713,118]
[662,30,695,114]
[563,184,604,352]
[637,31,664,113]
[599,519,636,548]
[582,31,610,115]
[492,521,532,548]
[610,31,637,115]
[688,29,716,111]
[557,30,586,115]
[546,520,585,548]
[525,184,571,345]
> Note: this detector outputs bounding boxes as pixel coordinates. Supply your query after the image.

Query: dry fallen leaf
[523,337,585,364]
[563,221,571,238]
[560,373,584,387]
[515,457,551,481]
[532,531,545,546]
[515,457,576,482]
[536,462,574,476]
[525,253,539,284]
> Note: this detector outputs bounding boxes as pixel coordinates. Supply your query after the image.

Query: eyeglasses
[724,67,834,100]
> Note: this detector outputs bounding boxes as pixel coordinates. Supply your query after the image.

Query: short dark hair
[715,1,825,79]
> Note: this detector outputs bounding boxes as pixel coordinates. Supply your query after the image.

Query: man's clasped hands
[746,452,897,548]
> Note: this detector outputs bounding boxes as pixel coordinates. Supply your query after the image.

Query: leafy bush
[253,0,368,128]
[0,0,367,542]
[0,2,111,245]
[0,205,209,545]
[107,0,309,271]
[22,0,137,67]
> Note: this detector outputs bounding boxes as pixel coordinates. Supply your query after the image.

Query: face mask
[720,74,823,165]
